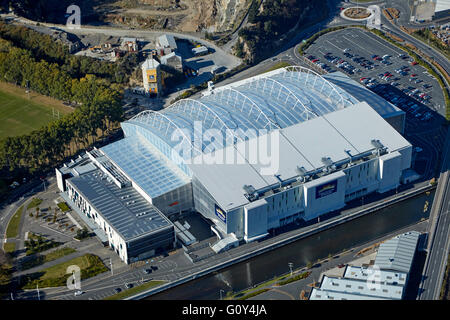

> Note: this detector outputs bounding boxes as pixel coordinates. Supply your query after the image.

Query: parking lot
[304,27,446,118]
[304,27,448,179]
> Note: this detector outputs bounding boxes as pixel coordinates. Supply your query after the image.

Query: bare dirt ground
[99,0,248,33]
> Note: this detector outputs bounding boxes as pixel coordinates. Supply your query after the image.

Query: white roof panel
[282,116,359,167]
[323,102,411,154]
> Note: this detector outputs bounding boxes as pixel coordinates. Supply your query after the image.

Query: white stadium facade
[56,66,414,264]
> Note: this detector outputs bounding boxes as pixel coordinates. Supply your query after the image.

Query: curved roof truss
[282,66,351,107]
[130,110,202,155]
[208,87,278,130]
[245,76,317,122]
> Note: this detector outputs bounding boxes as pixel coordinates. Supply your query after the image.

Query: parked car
[74,290,84,296]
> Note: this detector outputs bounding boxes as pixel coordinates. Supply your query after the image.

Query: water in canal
[148,190,435,300]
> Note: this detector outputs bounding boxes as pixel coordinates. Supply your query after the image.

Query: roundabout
[341,7,374,21]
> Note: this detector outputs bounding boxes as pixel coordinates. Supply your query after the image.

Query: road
[0,13,242,72]
[379,2,450,86]
[418,127,450,300]
[249,219,430,300]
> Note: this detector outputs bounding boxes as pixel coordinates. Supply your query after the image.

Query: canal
[148,190,435,300]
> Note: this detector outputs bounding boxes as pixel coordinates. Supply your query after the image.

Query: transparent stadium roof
[100,136,190,199]
[323,71,403,118]
[125,66,360,160]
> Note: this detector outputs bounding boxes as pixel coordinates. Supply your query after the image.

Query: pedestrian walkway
[59,192,108,243]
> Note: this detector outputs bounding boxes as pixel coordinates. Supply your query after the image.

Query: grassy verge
[5,205,24,238]
[103,280,166,300]
[276,271,311,286]
[236,288,270,300]
[19,253,107,289]
[226,275,290,300]
[57,202,70,212]
[3,242,16,255]
[411,30,450,60]
[21,247,76,270]
[27,198,42,210]
[261,61,292,74]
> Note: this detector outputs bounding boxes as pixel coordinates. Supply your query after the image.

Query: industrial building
[57,66,415,263]
[160,52,183,71]
[157,34,178,55]
[141,57,162,96]
[310,231,420,300]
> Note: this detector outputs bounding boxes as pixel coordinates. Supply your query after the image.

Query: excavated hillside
[10,0,252,33]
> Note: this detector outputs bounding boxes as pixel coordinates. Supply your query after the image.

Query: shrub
[277,271,311,286]
[57,202,70,212]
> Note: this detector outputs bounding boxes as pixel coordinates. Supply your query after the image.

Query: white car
[74,290,83,296]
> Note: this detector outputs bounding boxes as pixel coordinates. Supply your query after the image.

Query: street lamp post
[109,258,114,276]
[219,289,224,300]
[288,262,294,276]
[36,284,40,300]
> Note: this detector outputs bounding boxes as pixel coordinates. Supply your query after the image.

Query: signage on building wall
[215,204,226,223]
[315,180,338,199]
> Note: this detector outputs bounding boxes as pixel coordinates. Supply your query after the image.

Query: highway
[418,127,450,300]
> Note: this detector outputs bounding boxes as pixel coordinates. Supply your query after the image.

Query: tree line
[235,0,328,63]
[0,20,138,84]
[0,23,124,182]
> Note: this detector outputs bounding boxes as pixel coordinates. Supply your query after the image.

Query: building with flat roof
[310,288,388,300]
[56,150,175,264]
[309,231,420,300]
[344,265,407,286]
[57,66,414,262]
[311,275,404,300]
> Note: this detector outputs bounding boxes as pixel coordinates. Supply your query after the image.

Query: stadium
[56,66,414,264]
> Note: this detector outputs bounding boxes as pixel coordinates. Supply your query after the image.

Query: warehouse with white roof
[57,66,414,262]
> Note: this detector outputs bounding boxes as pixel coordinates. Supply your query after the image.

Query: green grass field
[5,205,24,239]
[0,82,72,140]
[104,280,166,300]
[20,254,108,289]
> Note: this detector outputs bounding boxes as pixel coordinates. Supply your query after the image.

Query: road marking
[325,39,344,52]
[269,288,295,300]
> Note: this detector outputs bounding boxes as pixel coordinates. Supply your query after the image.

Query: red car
[338,264,345,268]
[411,61,418,65]
[360,77,366,81]
[312,59,319,63]
[411,74,417,77]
